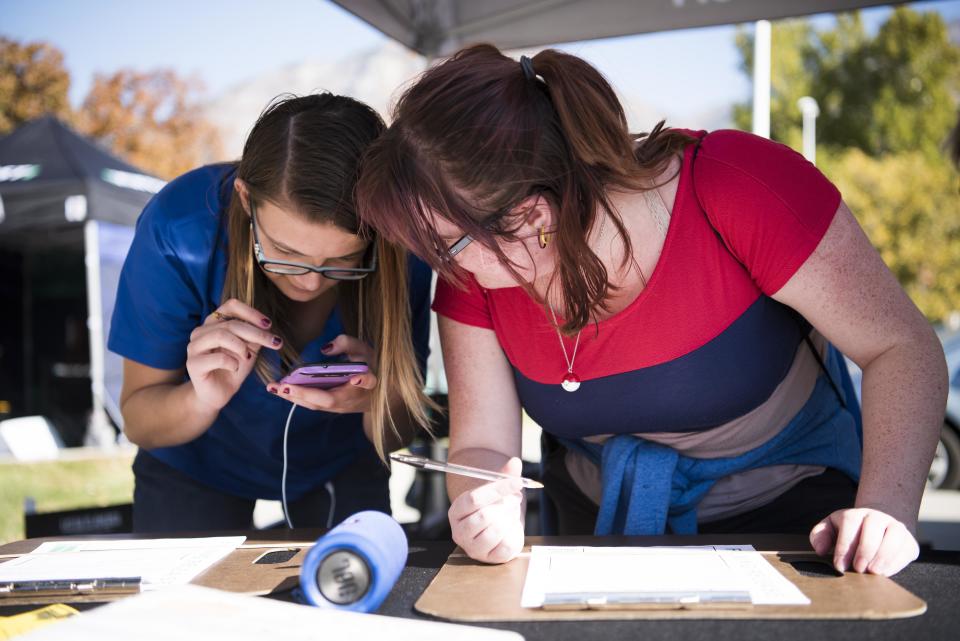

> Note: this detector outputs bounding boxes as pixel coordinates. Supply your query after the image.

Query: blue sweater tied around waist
[559,345,863,536]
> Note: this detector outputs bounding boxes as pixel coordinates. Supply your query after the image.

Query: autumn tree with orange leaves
[76,70,222,180]
[0,37,222,180]
[0,37,71,133]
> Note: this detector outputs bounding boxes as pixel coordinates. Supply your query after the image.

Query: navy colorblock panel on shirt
[108,164,432,501]
[515,296,810,437]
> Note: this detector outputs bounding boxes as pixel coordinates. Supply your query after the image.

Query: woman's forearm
[856,330,948,530]
[121,381,220,449]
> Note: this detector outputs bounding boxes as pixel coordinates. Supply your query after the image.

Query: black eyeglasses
[443,192,550,260]
[250,203,377,280]
[444,228,555,259]
[446,234,474,258]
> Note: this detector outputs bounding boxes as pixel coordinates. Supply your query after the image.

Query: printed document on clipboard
[0,537,245,597]
[520,545,810,609]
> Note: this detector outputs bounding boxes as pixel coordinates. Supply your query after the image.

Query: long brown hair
[357,44,694,334]
[222,93,432,459]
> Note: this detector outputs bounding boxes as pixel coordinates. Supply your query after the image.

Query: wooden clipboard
[414,535,927,621]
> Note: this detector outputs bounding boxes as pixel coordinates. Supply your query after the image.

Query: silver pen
[389,453,544,489]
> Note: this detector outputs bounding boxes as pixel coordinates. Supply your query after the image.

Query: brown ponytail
[357,44,695,335]
[530,49,636,170]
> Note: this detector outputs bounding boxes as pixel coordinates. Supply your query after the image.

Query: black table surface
[2,531,959,641]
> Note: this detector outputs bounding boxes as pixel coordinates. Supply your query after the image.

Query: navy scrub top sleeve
[108,170,224,371]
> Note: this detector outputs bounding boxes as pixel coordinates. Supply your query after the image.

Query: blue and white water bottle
[299,510,408,612]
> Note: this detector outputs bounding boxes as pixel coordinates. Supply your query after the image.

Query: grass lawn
[0,450,135,544]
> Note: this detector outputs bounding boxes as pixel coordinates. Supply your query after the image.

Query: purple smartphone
[279,362,369,389]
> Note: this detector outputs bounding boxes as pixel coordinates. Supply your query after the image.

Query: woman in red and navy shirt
[357,45,947,576]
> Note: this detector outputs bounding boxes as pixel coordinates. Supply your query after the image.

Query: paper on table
[715,549,812,605]
[16,585,526,641]
[0,537,245,590]
[520,546,810,608]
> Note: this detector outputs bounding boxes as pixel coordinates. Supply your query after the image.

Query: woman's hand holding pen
[266,334,377,414]
[186,298,283,412]
[449,457,526,565]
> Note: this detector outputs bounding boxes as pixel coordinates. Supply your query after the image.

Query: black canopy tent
[0,116,163,444]
[0,116,161,247]
[331,0,912,58]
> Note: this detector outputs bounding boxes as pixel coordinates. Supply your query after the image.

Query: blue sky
[2,0,959,125]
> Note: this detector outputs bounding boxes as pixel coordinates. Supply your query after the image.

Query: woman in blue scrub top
[108,94,433,532]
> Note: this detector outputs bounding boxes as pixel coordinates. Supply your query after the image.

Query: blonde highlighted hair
[221,93,433,459]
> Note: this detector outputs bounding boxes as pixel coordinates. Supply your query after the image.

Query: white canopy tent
[330,0,911,58]
[331,0,914,139]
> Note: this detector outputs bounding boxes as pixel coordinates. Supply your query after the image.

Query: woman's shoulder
[141,163,236,231]
[695,129,808,175]
[135,163,235,259]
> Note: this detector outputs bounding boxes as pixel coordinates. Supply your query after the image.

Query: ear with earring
[538,226,550,249]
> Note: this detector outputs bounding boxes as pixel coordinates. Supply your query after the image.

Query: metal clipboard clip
[541,591,754,610]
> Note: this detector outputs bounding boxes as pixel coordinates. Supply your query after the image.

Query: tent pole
[22,251,33,414]
[83,220,111,447]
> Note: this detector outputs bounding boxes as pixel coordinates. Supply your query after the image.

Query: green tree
[734,7,960,322]
[817,8,960,157]
[734,7,959,159]
[819,150,960,322]
[0,37,71,134]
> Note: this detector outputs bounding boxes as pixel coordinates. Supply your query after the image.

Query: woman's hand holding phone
[186,298,283,412]
[267,334,377,414]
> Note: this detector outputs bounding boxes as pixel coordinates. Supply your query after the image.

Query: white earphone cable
[281,403,338,530]
[281,403,297,529]
[324,481,336,529]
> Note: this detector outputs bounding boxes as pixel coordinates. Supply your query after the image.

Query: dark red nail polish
[272,336,282,346]
[247,351,253,360]
[321,342,333,352]
[282,387,290,394]
[260,318,271,328]
[267,386,277,394]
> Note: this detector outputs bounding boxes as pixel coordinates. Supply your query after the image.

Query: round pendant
[561,372,581,393]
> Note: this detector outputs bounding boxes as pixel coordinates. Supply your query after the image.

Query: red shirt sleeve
[431,272,495,329]
[692,129,842,295]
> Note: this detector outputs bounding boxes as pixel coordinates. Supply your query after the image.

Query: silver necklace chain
[548,305,581,374]
[539,192,666,389]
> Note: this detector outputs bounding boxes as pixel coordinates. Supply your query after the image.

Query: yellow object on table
[0,604,79,640]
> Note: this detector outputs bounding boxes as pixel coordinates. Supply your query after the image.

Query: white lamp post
[797,96,820,164]
[752,20,771,139]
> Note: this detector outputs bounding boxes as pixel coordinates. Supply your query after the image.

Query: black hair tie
[519,55,536,81]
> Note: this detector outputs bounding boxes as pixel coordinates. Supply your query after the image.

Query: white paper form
[0,537,245,590]
[17,585,526,641]
[520,545,810,608]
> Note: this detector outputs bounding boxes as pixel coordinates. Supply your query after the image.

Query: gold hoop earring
[538,226,549,249]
